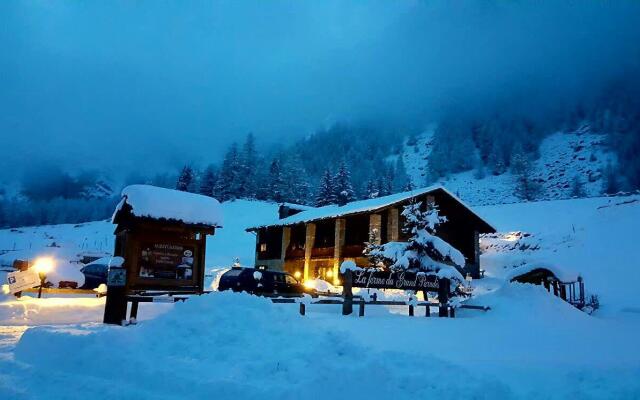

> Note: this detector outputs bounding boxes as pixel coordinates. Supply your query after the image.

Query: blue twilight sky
[1,1,639,183]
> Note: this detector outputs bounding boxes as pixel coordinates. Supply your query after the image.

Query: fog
[1,1,639,183]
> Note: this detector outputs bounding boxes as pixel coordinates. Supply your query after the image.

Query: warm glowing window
[260,243,267,252]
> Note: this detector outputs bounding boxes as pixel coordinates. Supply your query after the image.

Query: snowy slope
[403,127,617,205]
[477,195,640,311]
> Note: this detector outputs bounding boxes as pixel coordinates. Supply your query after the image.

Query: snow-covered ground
[1,195,639,399]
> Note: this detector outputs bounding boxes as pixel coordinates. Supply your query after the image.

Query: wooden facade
[248,187,495,282]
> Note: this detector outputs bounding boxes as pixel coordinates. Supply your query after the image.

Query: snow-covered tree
[511,150,541,201]
[267,158,286,203]
[364,201,466,287]
[365,179,379,199]
[602,161,619,194]
[570,174,586,198]
[176,165,195,192]
[333,161,355,205]
[315,169,336,206]
[199,165,218,198]
[283,153,311,205]
[238,133,258,198]
[216,143,241,201]
[394,157,411,192]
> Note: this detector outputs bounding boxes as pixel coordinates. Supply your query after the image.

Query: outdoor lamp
[33,257,54,298]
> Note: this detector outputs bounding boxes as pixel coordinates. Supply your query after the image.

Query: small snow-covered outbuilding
[111,185,223,293]
[247,185,495,283]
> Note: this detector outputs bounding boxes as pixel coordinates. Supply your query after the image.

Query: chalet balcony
[342,244,366,258]
[311,246,334,258]
[285,247,305,260]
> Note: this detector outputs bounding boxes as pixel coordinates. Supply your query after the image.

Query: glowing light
[1,284,9,295]
[304,281,315,289]
[326,270,333,278]
[33,257,55,275]
[333,279,341,286]
[294,271,302,279]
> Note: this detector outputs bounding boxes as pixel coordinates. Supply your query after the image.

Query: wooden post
[560,284,567,301]
[129,300,139,320]
[342,270,353,315]
[303,223,316,281]
[449,306,455,318]
[103,266,128,325]
[409,304,414,317]
[425,304,431,317]
[553,281,559,297]
[333,219,346,283]
[438,278,450,318]
[299,302,306,316]
[359,297,365,317]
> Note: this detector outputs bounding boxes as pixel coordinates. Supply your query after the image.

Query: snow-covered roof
[112,185,223,227]
[248,185,495,231]
[506,262,580,283]
[280,202,314,211]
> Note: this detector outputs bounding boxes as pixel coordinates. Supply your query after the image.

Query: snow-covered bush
[364,201,466,286]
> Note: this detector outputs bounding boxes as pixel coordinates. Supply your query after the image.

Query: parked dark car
[218,267,315,296]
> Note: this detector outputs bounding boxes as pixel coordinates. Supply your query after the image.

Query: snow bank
[8,292,510,399]
[113,184,223,227]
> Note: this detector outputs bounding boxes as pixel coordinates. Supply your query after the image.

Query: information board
[138,242,196,280]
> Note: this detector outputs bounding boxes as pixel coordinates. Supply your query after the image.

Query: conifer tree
[283,153,311,204]
[570,174,586,198]
[365,179,379,199]
[216,143,240,201]
[510,150,541,201]
[199,165,218,198]
[602,162,619,194]
[238,133,258,198]
[315,169,336,207]
[333,161,355,206]
[268,158,286,203]
[176,165,195,192]
[394,157,411,192]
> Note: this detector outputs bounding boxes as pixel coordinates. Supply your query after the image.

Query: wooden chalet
[246,186,495,284]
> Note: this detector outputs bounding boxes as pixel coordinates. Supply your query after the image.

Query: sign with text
[348,269,440,291]
[138,242,196,280]
[6,269,40,294]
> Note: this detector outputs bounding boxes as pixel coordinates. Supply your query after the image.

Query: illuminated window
[260,243,267,252]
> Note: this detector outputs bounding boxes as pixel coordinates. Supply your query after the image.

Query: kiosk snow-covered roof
[112,185,223,227]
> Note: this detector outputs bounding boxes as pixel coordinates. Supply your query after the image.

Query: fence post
[359,298,365,317]
[342,270,353,316]
[425,304,431,317]
[449,306,455,318]
[409,304,414,317]
[299,302,306,316]
[129,300,139,320]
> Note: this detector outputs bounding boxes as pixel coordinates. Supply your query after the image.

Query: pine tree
[570,174,586,198]
[394,157,411,192]
[238,133,258,198]
[365,179,379,199]
[511,150,541,201]
[268,158,286,203]
[333,161,355,206]
[199,165,218,198]
[283,153,311,204]
[602,162,619,194]
[364,201,466,285]
[216,143,241,201]
[315,169,336,206]
[176,165,195,192]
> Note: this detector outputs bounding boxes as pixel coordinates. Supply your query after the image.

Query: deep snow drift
[1,195,639,399]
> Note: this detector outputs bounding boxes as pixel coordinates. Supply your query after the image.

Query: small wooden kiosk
[104,185,223,324]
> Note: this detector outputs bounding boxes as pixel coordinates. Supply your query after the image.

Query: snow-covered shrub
[364,201,466,287]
